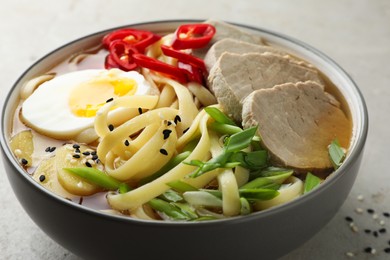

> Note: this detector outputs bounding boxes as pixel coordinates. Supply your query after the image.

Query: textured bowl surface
[0,20,368,260]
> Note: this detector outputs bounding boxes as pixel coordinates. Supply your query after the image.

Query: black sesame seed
[73,154,81,159]
[174,115,181,124]
[364,247,373,253]
[21,158,28,165]
[384,212,390,218]
[183,127,190,134]
[45,147,51,152]
[373,231,378,237]
[82,151,90,156]
[39,175,46,182]
[73,144,80,149]
[78,197,84,205]
[75,148,81,153]
[92,155,98,160]
[95,159,100,164]
[388,240,390,245]
[160,149,168,156]
[367,209,375,214]
[379,228,386,234]
[91,151,97,155]
[49,147,56,152]
[138,107,143,114]
[106,97,114,103]
[85,161,92,167]
[124,140,130,146]
[345,216,353,222]
[167,121,172,126]
[162,129,172,140]
[364,229,371,234]
[108,124,114,131]
[385,248,390,254]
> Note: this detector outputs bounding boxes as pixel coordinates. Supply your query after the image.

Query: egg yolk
[69,76,137,117]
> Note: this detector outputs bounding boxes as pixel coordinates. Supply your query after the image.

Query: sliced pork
[242,81,352,173]
[204,38,290,71]
[208,52,324,121]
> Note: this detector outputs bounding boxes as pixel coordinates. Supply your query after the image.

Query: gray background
[0,0,389,259]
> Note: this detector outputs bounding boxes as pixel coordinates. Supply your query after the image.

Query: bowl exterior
[0,20,368,260]
[0,150,363,260]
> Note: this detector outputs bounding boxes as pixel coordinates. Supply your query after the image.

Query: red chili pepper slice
[132,54,187,83]
[104,54,120,70]
[171,24,216,50]
[102,28,161,52]
[108,41,139,71]
[161,45,207,72]
[178,62,205,85]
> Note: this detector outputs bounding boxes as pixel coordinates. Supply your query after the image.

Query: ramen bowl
[0,20,368,260]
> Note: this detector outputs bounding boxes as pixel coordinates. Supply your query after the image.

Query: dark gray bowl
[0,20,368,260]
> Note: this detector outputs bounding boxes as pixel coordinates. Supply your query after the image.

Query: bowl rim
[0,19,369,227]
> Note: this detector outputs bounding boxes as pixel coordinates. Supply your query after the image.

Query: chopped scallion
[166,180,198,193]
[159,189,183,202]
[204,107,237,126]
[209,122,242,135]
[329,139,346,169]
[148,198,189,220]
[303,172,322,194]
[240,197,252,215]
[64,167,129,191]
[224,126,258,153]
[238,188,279,201]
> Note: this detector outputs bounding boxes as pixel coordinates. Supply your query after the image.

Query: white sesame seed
[357,194,364,201]
[87,159,95,165]
[70,159,77,164]
[65,153,72,161]
[65,145,73,151]
[355,208,363,214]
[345,252,355,257]
[158,112,165,119]
[371,248,376,255]
[373,214,379,220]
[379,220,386,226]
[14,149,22,155]
[125,151,132,158]
[349,223,359,232]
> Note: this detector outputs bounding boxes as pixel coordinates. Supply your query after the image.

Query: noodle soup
[8,20,352,221]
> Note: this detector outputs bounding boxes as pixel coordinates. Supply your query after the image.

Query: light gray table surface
[1,0,389,259]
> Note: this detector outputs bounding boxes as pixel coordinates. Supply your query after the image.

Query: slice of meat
[204,38,289,71]
[193,20,264,59]
[208,52,324,122]
[242,81,352,173]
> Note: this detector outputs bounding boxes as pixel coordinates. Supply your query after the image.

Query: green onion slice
[64,167,127,191]
[329,139,346,169]
[204,107,237,126]
[303,172,322,194]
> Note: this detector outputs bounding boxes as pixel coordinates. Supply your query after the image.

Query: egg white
[22,69,154,141]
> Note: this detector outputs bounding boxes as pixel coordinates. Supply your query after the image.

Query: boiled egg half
[22,69,155,141]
